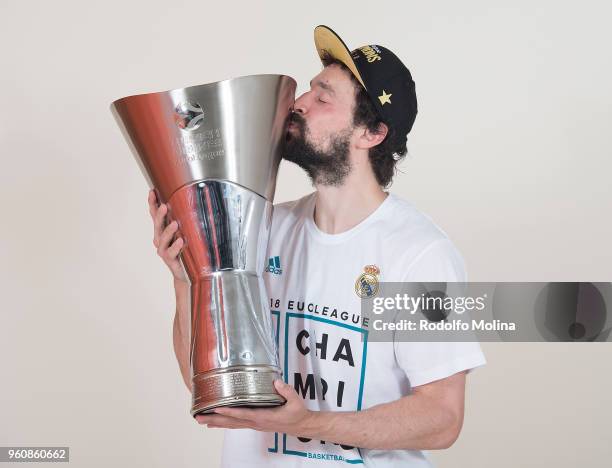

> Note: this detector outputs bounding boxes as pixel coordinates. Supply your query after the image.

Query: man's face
[284,64,358,186]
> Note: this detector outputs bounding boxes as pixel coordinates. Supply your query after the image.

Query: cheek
[305,112,349,146]
[302,123,329,150]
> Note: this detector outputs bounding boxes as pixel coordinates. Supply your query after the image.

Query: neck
[313,162,388,234]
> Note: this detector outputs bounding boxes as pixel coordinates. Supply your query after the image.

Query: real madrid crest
[355,264,381,298]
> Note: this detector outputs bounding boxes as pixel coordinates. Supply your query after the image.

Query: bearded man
[148,25,486,467]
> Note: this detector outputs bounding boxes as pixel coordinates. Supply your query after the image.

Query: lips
[286,113,306,139]
[287,120,303,136]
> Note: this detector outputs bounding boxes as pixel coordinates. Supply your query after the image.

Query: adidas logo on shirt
[265,256,283,275]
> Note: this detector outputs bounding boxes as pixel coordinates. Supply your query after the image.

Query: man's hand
[147,189,187,282]
[147,190,192,390]
[196,380,318,437]
[196,372,468,451]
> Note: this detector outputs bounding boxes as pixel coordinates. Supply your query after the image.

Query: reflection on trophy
[110,74,296,415]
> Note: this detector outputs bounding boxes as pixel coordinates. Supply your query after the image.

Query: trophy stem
[187,267,285,416]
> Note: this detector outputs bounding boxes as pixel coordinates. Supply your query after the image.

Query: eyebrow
[309,79,335,95]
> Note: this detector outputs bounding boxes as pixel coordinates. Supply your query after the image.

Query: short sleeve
[393,238,487,387]
[403,238,468,283]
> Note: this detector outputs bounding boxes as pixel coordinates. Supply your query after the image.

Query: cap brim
[314,25,366,89]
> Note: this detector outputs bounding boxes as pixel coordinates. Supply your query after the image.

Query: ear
[355,122,388,150]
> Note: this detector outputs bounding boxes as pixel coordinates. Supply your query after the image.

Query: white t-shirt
[221,191,486,467]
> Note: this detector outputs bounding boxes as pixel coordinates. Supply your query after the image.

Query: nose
[293,92,308,115]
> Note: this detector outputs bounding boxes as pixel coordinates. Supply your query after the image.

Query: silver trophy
[110,74,296,415]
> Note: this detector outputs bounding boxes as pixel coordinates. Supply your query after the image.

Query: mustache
[288,111,306,130]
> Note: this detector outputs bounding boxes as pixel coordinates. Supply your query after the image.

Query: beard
[283,112,352,187]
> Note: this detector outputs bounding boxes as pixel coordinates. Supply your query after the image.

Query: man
[148,25,486,467]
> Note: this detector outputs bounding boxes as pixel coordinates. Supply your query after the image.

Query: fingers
[158,220,178,252]
[158,222,185,268]
[147,189,158,217]
[152,203,168,248]
[147,190,188,282]
[195,414,253,429]
[213,406,257,421]
[166,236,184,259]
[273,380,295,400]
[148,190,170,249]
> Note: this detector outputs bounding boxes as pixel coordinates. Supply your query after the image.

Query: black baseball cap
[313,25,418,142]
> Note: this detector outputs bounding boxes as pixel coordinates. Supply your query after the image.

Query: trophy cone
[111,75,296,416]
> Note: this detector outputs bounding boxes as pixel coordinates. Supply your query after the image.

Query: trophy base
[191,365,286,416]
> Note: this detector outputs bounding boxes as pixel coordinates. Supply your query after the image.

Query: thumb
[274,379,297,400]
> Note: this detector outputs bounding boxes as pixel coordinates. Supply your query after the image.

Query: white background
[1,0,611,466]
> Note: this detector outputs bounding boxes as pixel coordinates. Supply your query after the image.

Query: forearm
[301,393,460,451]
[172,278,192,392]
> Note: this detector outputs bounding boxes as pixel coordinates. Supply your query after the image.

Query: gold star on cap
[378,90,392,106]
